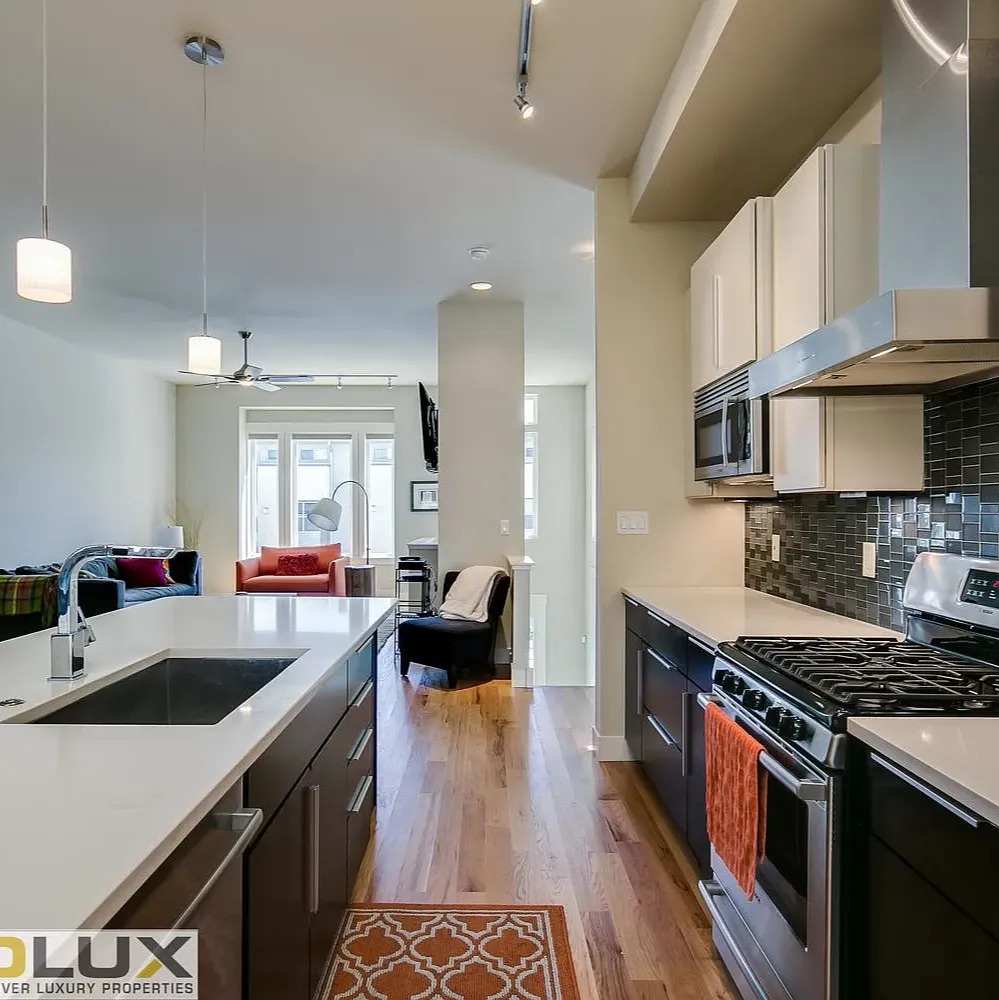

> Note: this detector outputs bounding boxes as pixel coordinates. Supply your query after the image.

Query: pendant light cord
[201,50,209,337]
[41,0,49,238]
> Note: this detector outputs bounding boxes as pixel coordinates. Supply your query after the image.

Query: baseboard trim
[511,666,534,688]
[592,726,636,762]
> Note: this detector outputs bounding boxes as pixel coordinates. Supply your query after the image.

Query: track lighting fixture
[515,0,537,120]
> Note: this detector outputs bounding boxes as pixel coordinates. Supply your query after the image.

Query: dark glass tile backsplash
[745,379,999,630]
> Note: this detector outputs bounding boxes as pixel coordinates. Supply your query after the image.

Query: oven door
[696,692,836,1000]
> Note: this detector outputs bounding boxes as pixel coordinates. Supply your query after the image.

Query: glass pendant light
[185,36,224,376]
[16,0,72,304]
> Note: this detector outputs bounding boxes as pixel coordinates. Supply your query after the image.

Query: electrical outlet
[862,541,877,579]
[771,534,781,561]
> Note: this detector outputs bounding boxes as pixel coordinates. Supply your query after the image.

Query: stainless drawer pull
[636,646,644,715]
[681,694,689,778]
[352,679,374,708]
[645,712,678,750]
[173,807,263,931]
[305,785,320,914]
[645,647,677,672]
[648,611,675,631]
[348,775,374,815]
[349,726,374,763]
[871,753,981,829]
[688,636,715,656]
[698,881,768,1000]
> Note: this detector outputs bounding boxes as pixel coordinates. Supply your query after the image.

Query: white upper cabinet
[690,198,772,391]
[772,144,880,350]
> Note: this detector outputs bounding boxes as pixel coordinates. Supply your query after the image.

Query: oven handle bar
[871,753,981,829]
[698,880,768,1000]
[697,692,827,803]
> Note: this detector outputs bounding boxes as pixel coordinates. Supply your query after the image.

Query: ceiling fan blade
[265,375,316,384]
[253,380,282,392]
[234,364,263,378]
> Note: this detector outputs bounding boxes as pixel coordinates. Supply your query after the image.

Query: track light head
[514,93,535,120]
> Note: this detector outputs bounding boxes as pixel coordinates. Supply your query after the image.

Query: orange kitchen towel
[704,702,768,898]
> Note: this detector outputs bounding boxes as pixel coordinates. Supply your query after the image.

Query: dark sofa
[0,551,203,641]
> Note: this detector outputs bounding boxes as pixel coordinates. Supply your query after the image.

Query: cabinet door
[684,688,710,877]
[690,247,719,391]
[308,725,354,997]
[773,148,825,350]
[714,200,759,374]
[772,397,827,493]
[246,775,312,1000]
[624,629,643,761]
[642,645,686,748]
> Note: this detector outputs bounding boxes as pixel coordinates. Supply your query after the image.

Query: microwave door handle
[721,397,729,467]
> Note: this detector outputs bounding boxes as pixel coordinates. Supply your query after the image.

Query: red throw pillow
[276,553,321,576]
[116,557,172,589]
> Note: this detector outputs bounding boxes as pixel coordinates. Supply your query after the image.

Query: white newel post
[507,556,534,688]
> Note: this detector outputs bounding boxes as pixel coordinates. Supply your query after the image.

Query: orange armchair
[236,544,350,596]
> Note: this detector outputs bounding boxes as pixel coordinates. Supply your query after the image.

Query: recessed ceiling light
[531,0,543,5]
[470,281,493,292]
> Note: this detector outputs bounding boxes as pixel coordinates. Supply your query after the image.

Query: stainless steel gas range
[699,552,999,1000]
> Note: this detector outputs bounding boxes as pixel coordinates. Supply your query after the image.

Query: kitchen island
[0,593,392,941]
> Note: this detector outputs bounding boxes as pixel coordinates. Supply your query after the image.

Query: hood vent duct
[751,0,999,399]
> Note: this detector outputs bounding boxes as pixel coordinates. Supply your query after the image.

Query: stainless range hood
[751,0,999,399]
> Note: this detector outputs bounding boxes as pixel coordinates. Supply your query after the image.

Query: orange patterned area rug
[327,904,582,1000]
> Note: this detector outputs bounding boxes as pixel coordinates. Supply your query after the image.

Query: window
[525,431,538,540]
[524,394,538,426]
[243,427,394,559]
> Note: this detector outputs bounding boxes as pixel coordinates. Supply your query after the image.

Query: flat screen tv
[418,382,439,475]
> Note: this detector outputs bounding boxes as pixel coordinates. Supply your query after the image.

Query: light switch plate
[862,541,877,578]
[771,534,781,561]
[617,511,650,535]
[500,520,511,536]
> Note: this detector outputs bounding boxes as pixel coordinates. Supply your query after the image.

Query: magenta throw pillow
[116,557,172,589]
[276,553,321,576]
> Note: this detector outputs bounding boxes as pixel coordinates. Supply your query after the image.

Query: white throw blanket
[440,565,504,623]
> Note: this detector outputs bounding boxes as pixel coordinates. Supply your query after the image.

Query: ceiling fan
[179,330,323,392]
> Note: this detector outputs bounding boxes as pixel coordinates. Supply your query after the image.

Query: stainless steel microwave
[694,367,769,482]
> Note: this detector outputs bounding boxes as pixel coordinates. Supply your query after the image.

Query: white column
[507,556,534,688]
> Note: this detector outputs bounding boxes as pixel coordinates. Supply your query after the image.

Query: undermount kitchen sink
[33,657,298,726]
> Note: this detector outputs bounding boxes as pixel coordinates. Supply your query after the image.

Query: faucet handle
[76,608,96,646]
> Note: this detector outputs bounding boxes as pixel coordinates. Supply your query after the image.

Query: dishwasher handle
[172,807,263,931]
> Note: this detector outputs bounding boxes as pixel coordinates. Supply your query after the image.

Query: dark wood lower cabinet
[641,711,686,832]
[245,637,376,1000]
[684,687,710,877]
[245,774,313,1000]
[624,628,643,761]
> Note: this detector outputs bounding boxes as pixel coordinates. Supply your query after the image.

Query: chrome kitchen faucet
[50,545,177,681]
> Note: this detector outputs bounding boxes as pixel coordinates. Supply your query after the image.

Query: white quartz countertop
[0,595,393,931]
[849,717,999,828]
[622,586,899,648]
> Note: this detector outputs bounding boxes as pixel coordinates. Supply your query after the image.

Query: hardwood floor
[352,645,737,1000]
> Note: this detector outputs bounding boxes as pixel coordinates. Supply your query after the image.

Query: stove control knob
[764,705,784,729]
[713,668,731,688]
[777,714,808,741]
[742,689,770,711]
[722,673,746,696]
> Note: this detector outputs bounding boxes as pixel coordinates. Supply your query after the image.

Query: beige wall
[0,313,175,567]
[594,178,745,758]
[437,299,525,573]
[820,78,881,146]
[175,384,432,593]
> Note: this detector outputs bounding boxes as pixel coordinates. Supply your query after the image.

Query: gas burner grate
[734,636,999,712]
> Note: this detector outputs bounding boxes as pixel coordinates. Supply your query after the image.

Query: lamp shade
[307,497,343,532]
[16,237,72,303]
[187,334,222,376]
[158,525,185,549]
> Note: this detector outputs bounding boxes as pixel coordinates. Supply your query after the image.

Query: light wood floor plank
[358,645,737,999]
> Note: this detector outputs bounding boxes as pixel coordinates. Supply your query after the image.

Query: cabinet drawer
[645,612,687,671]
[347,639,375,706]
[345,729,375,808]
[685,635,716,691]
[868,752,999,940]
[346,773,375,895]
[246,665,348,826]
[642,712,686,833]
[642,645,686,746]
[625,598,648,642]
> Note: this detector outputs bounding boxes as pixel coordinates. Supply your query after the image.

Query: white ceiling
[0,0,701,384]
